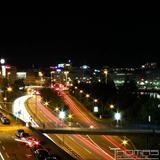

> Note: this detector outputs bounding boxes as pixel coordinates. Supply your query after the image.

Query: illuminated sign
[17,72,26,79]
[58,64,65,68]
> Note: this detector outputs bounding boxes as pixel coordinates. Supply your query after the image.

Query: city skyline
[0,16,160,68]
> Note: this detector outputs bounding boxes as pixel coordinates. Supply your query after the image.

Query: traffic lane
[27,98,102,159]
[33,98,113,159]
[47,134,97,160]
[27,97,114,160]
[0,111,34,159]
[0,128,33,160]
[26,98,78,160]
[61,91,137,158]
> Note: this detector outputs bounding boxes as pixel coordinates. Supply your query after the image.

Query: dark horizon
[0,16,160,68]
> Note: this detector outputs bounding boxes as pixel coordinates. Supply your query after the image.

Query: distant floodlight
[114,112,121,121]
[59,110,66,120]
[0,59,5,64]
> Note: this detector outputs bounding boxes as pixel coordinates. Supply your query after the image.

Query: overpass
[35,127,160,135]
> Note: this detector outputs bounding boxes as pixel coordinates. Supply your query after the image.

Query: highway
[24,96,115,160]
[60,90,138,159]
[0,111,33,160]
[15,94,138,159]
[12,96,75,160]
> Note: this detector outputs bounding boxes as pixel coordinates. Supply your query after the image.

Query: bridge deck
[35,127,160,135]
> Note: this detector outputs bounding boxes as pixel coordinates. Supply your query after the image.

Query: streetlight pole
[50,71,55,85]
[59,110,66,144]
[64,71,69,86]
[0,58,6,78]
[103,69,108,84]
[114,111,121,127]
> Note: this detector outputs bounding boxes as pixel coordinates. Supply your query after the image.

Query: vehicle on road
[16,129,29,138]
[16,129,25,137]
[15,129,40,147]
[33,148,50,160]
[0,116,10,124]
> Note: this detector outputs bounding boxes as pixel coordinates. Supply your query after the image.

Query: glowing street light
[90,125,94,128]
[64,71,69,83]
[86,94,90,98]
[0,58,6,78]
[110,104,114,109]
[59,110,66,120]
[122,139,128,146]
[38,71,43,77]
[7,87,13,92]
[55,107,60,112]
[114,111,121,121]
[114,111,121,127]
[44,101,49,106]
[79,90,83,93]
[94,99,98,103]
[50,71,55,83]
[104,69,108,76]
[59,110,66,144]
[68,113,73,127]
[68,114,73,119]
[103,69,108,84]
[59,110,66,128]
[0,58,5,64]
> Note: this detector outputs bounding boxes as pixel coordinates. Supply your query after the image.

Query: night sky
[0,16,160,68]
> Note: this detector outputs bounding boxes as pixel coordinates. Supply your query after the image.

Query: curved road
[26,96,114,160]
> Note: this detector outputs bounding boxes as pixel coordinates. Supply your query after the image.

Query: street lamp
[55,107,60,112]
[68,114,72,119]
[93,99,98,112]
[86,94,90,98]
[110,104,114,109]
[44,101,49,106]
[75,86,78,90]
[64,71,69,85]
[50,71,55,83]
[114,111,121,127]
[79,90,83,93]
[38,71,43,85]
[59,110,66,127]
[103,69,108,84]
[122,139,128,146]
[68,114,73,127]
[0,59,5,64]
[104,69,108,76]
[7,87,13,92]
[2,87,13,110]
[59,110,66,144]
[0,58,6,78]
[3,97,7,108]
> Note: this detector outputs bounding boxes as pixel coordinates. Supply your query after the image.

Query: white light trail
[12,96,38,127]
